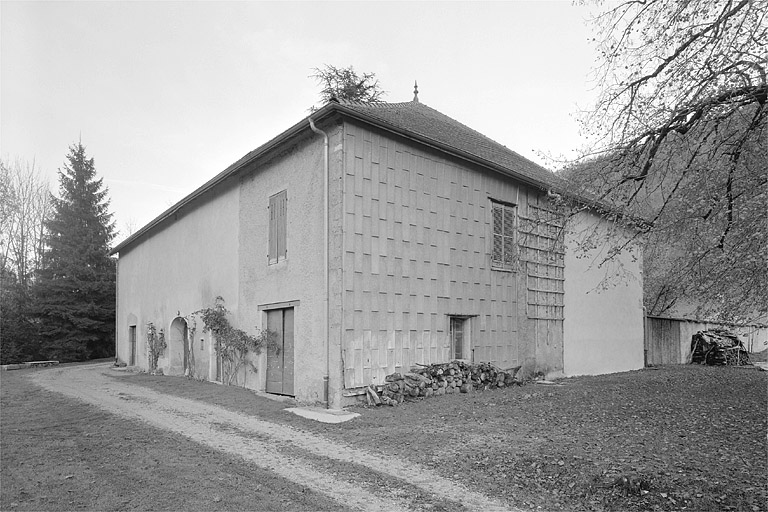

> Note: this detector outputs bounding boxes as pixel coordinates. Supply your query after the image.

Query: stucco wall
[238,132,327,403]
[115,180,240,379]
[116,130,327,403]
[563,211,644,376]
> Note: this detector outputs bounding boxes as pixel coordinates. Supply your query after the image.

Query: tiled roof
[112,99,563,254]
[336,99,562,190]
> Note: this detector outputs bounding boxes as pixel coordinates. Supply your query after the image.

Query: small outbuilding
[111,95,645,407]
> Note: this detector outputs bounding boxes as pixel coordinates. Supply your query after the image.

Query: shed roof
[111,99,561,255]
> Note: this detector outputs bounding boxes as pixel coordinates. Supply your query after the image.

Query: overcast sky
[1,1,604,243]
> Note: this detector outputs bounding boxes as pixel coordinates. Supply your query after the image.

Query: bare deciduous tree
[567,0,767,321]
[1,158,50,363]
[0,158,51,287]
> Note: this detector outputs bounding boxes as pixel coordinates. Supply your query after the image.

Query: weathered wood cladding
[340,122,549,389]
[645,316,681,365]
[520,201,565,374]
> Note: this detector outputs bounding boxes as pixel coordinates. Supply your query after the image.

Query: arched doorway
[169,317,189,376]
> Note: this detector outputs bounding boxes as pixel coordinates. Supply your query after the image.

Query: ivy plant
[193,296,277,386]
[146,322,166,373]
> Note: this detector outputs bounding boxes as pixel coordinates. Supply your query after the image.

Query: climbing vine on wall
[184,316,198,380]
[193,296,277,386]
[146,322,166,373]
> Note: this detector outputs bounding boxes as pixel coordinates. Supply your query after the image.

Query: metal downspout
[308,117,331,408]
[115,257,119,364]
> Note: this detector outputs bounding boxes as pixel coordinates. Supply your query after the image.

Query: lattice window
[491,201,517,271]
[519,203,566,321]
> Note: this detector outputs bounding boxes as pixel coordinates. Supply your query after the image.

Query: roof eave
[111,100,560,256]
[331,103,556,193]
[110,103,340,255]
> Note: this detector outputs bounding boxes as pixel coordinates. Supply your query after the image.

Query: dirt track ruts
[32,363,519,512]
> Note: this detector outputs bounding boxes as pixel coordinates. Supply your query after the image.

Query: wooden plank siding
[644,315,767,365]
[645,316,681,365]
[341,122,529,388]
[520,200,565,374]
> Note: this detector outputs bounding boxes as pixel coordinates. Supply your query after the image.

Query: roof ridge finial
[413,80,419,103]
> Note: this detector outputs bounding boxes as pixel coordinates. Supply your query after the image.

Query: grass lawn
[2,362,766,511]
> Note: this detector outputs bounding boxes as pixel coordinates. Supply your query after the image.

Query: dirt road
[32,364,518,512]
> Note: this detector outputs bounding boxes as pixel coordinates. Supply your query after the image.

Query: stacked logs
[691,329,751,366]
[367,361,522,406]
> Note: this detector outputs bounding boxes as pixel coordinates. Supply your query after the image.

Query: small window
[269,190,287,264]
[491,200,516,270]
[449,316,470,361]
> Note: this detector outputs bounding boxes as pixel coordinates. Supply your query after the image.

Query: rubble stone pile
[366,360,522,406]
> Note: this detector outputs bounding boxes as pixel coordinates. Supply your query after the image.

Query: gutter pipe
[308,117,331,408]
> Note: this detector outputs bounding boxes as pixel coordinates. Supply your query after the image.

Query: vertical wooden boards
[519,193,566,374]
[268,190,287,263]
[266,308,295,396]
[266,309,284,394]
[646,317,681,365]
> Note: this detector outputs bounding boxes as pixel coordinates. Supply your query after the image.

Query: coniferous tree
[0,267,40,363]
[310,65,385,104]
[34,142,116,361]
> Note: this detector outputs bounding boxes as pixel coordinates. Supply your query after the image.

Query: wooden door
[266,308,294,396]
[450,317,466,360]
[215,345,222,382]
[182,322,189,373]
[129,326,136,366]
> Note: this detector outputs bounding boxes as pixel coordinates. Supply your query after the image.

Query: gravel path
[32,364,519,512]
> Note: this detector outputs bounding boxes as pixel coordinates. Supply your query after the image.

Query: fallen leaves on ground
[350,365,766,511]
[124,363,767,512]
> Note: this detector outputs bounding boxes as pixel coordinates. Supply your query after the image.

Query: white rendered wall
[115,180,240,379]
[563,211,645,376]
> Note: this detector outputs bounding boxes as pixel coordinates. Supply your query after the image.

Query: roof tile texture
[338,100,560,189]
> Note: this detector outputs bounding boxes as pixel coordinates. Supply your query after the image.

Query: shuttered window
[491,200,516,270]
[268,190,287,264]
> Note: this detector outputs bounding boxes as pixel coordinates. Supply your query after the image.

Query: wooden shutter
[492,202,504,267]
[269,190,287,263]
[502,205,516,267]
[491,201,516,270]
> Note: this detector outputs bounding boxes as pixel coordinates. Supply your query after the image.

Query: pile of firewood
[366,361,522,406]
[690,329,751,366]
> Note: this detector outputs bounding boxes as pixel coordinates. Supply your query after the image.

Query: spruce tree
[0,268,39,363]
[34,142,116,362]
